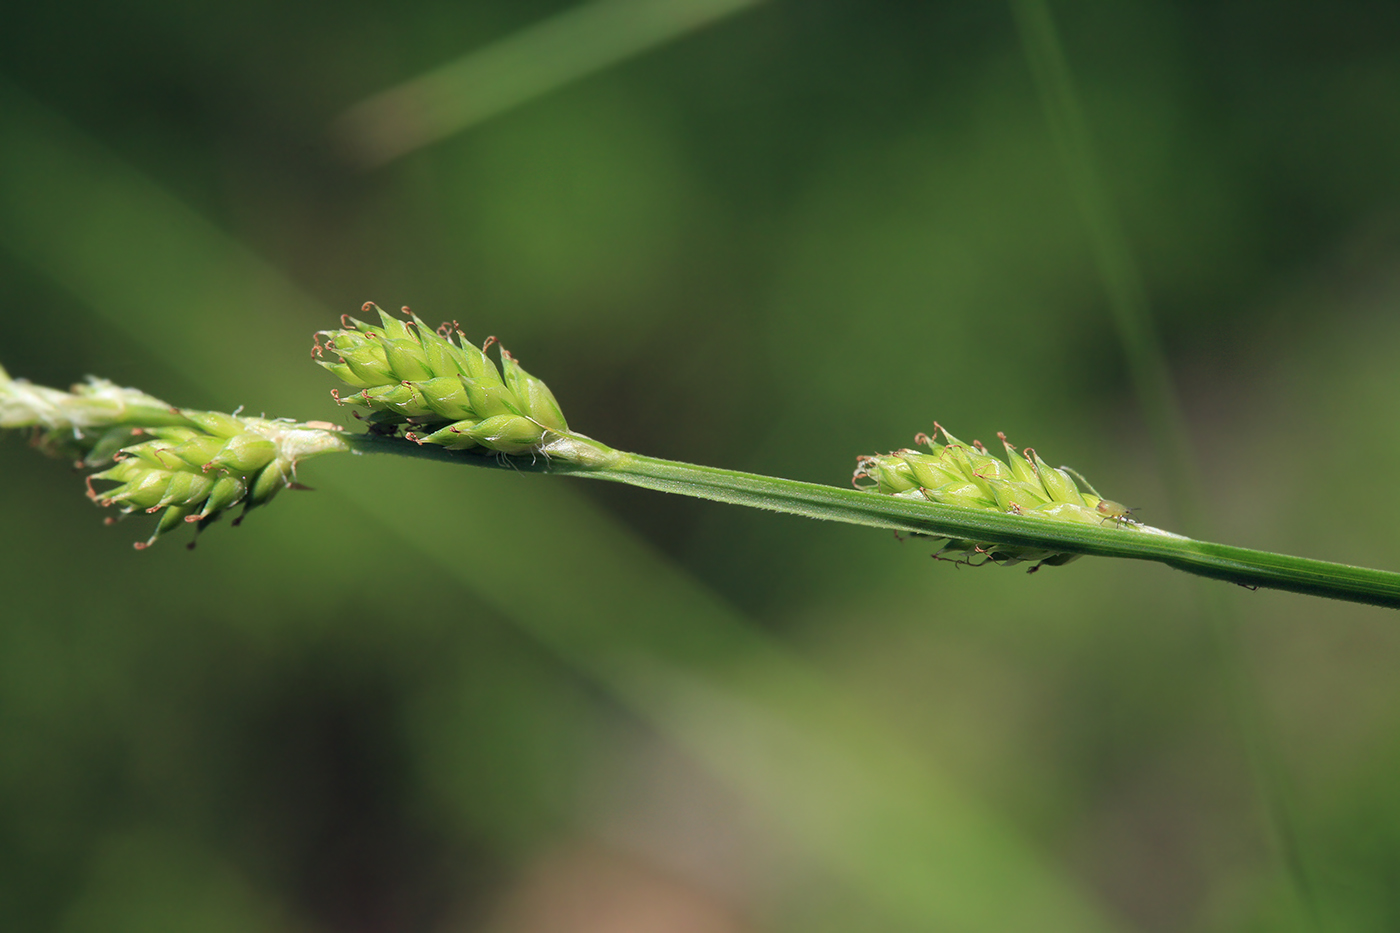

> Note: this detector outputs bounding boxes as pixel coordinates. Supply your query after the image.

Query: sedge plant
[4,303,1399,608]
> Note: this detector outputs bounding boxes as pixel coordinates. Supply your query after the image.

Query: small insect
[1059,464,1139,528]
[1095,498,1137,527]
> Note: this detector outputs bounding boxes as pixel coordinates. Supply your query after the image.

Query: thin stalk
[346,434,1400,610]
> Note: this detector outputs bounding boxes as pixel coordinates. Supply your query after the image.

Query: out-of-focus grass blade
[0,83,1128,932]
[335,0,766,167]
[0,85,327,414]
[1009,4,1322,928]
[1008,0,1201,532]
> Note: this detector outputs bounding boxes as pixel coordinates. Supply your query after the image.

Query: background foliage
[4,2,1400,931]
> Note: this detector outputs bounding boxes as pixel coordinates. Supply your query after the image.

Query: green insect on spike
[1095,499,1136,526]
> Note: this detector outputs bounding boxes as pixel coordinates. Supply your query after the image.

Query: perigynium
[1,363,347,549]
[313,303,617,467]
[2,303,613,549]
[5,306,1398,608]
[854,424,1140,569]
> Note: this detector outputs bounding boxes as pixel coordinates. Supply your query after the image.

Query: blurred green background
[4,1,1400,931]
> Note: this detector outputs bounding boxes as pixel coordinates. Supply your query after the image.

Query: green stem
[345,435,1400,610]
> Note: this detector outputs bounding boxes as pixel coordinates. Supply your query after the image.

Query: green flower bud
[370,305,415,342]
[85,413,347,548]
[859,423,1140,571]
[88,457,145,489]
[990,480,1051,513]
[247,459,292,508]
[458,375,522,420]
[456,339,510,393]
[1029,450,1085,505]
[925,481,999,511]
[205,434,278,474]
[381,338,435,382]
[500,349,568,433]
[4,365,352,549]
[999,433,1042,487]
[853,454,919,494]
[184,411,248,440]
[930,436,973,480]
[416,324,470,378]
[1027,502,1103,525]
[98,466,174,509]
[169,434,229,471]
[135,503,195,550]
[328,347,396,388]
[355,382,436,419]
[153,469,216,510]
[464,414,547,454]
[934,445,996,501]
[315,360,369,389]
[409,414,545,454]
[190,475,247,521]
[410,420,482,451]
[897,450,963,490]
[313,304,616,466]
[964,445,1012,483]
[82,426,143,467]
[412,376,476,421]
